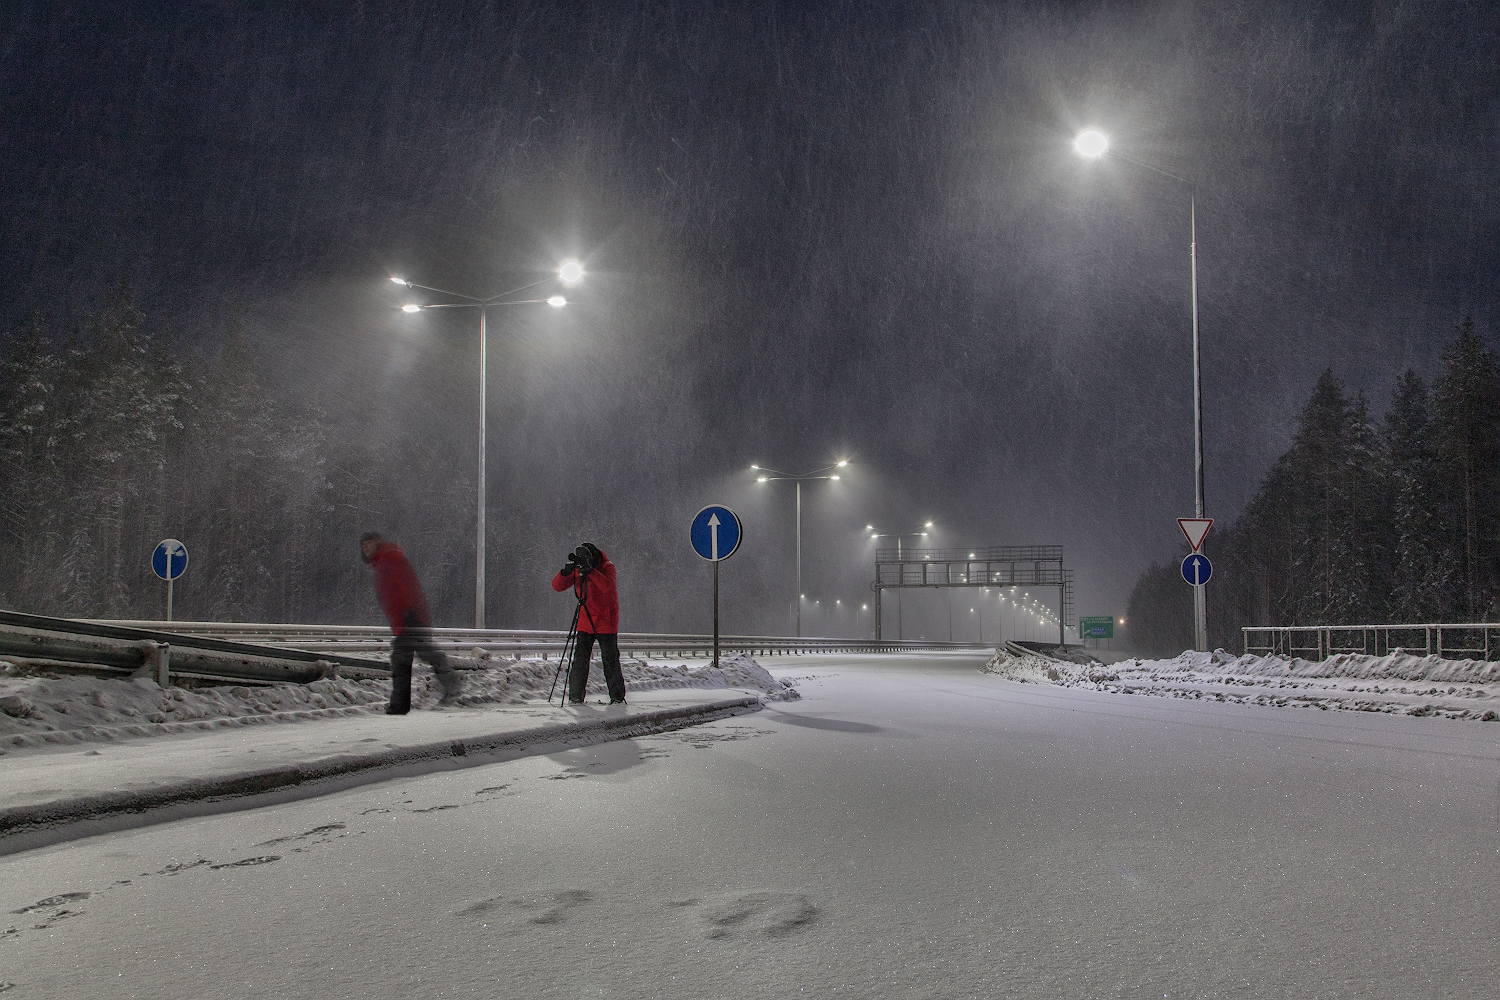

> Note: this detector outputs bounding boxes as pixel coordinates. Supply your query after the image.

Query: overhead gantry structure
[871,545,1075,646]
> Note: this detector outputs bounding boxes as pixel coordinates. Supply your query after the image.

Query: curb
[0,696,762,852]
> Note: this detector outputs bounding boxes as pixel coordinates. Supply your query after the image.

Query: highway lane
[2,652,1495,998]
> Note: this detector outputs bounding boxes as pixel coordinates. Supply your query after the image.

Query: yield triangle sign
[1178,518,1213,552]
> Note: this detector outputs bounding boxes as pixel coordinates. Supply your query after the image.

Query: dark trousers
[568,632,626,703]
[389,628,456,711]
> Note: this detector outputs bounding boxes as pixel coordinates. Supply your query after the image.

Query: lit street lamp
[1074,128,1207,652]
[752,460,847,637]
[392,260,583,628]
[867,522,932,641]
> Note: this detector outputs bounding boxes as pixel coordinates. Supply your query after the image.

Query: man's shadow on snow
[544,738,651,778]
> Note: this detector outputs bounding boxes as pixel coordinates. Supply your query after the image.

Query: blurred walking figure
[551,542,626,705]
[360,531,463,714]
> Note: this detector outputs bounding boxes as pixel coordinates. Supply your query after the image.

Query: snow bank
[0,652,796,753]
[983,646,1499,721]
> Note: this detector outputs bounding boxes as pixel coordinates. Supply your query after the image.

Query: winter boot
[438,671,465,705]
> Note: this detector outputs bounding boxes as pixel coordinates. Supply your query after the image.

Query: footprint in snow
[258,823,347,847]
[11,892,90,915]
[209,855,281,870]
[459,889,593,927]
[681,891,819,940]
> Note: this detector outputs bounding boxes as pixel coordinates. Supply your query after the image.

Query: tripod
[548,569,600,706]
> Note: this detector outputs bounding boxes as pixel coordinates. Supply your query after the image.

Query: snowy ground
[986,645,1500,722]
[1,652,1494,998]
[0,652,796,754]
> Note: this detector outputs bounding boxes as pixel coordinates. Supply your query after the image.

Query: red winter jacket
[551,549,619,634]
[369,542,433,635]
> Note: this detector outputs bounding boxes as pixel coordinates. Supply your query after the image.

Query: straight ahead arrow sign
[708,513,721,560]
[1178,517,1214,552]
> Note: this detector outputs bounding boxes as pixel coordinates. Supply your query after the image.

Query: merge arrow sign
[1178,518,1214,552]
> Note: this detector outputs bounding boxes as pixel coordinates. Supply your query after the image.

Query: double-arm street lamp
[392,259,584,629]
[866,522,932,640]
[1074,128,1208,652]
[752,461,847,637]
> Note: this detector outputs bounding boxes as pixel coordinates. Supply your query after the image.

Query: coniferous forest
[1127,319,1500,657]
[0,292,373,623]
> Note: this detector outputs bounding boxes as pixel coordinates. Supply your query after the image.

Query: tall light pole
[866,522,932,641]
[393,260,584,628]
[752,460,847,637]
[1074,128,1207,652]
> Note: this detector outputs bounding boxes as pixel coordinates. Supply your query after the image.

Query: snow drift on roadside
[0,652,796,752]
[983,646,1499,721]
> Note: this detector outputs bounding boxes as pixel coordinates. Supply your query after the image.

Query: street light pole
[393,260,583,629]
[1074,129,1208,651]
[752,460,847,637]
[477,308,486,629]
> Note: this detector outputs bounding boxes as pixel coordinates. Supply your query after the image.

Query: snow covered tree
[1429,318,1500,619]
[1384,369,1450,620]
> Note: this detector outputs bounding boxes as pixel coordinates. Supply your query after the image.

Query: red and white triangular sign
[1178,518,1213,552]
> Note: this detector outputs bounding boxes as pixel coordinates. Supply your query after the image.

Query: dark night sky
[2,1,1496,637]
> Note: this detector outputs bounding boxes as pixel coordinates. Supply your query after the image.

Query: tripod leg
[549,601,584,705]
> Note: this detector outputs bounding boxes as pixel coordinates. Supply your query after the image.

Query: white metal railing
[1242,623,1500,661]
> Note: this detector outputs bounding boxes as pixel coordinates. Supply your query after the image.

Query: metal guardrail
[2,611,989,687]
[84,620,986,658]
[1242,623,1500,661]
[0,609,388,686]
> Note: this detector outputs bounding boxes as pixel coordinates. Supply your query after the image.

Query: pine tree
[1384,369,1449,620]
[1431,318,1500,619]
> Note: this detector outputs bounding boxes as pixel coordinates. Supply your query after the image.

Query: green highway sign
[1079,616,1114,639]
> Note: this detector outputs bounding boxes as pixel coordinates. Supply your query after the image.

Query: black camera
[566,543,597,576]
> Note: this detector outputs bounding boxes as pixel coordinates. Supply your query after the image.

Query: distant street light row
[751,461,847,637]
[389,259,585,628]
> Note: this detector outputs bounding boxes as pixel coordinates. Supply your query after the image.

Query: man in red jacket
[551,542,626,705]
[361,532,463,714]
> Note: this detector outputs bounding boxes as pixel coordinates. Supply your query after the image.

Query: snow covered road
[2,652,1496,998]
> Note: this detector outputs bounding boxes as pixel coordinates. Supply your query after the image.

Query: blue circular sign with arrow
[1181,551,1212,587]
[690,505,742,562]
[152,538,189,581]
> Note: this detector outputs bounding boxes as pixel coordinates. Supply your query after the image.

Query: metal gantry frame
[871,546,1074,645]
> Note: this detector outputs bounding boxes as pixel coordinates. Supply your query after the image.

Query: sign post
[151,538,189,622]
[1177,518,1213,651]
[690,505,743,668]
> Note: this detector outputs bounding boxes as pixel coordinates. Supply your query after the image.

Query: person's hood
[363,540,400,566]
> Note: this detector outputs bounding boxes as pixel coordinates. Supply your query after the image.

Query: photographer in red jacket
[361,532,463,714]
[551,542,626,705]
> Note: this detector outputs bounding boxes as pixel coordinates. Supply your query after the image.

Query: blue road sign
[152,538,189,581]
[690,505,742,562]
[1181,552,1212,587]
